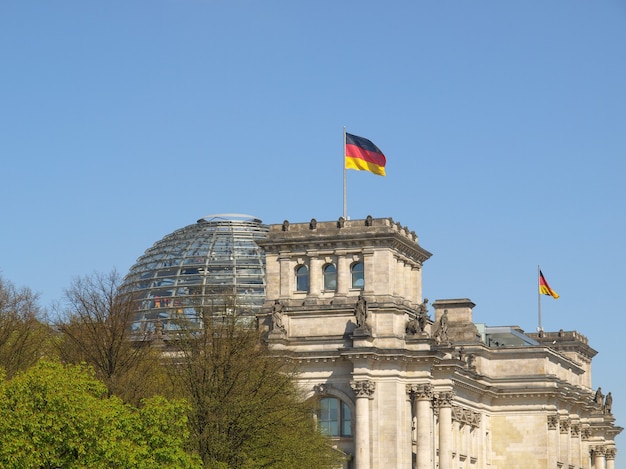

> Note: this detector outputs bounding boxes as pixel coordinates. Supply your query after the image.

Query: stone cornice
[261,217,432,265]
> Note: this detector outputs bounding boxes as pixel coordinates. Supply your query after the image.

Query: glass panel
[341,401,352,436]
[323,264,337,291]
[296,265,309,292]
[351,262,364,289]
[319,398,339,436]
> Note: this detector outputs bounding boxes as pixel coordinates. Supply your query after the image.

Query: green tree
[0,275,52,378]
[168,308,341,469]
[0,360,200,469]
[55,270,170,404]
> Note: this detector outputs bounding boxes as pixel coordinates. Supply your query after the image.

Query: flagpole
[537,265,542,333]
[343,126,347,219]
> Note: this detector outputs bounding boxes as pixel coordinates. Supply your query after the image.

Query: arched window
[319,397,352,437]
[351,262,364,289]
[295,265,309,292]
[323,264,337,291]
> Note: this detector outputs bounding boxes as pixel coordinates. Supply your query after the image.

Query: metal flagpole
[537,265,542,333]
[343,126,347,219]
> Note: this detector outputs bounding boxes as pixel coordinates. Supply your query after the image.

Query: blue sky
[2,0,625,457]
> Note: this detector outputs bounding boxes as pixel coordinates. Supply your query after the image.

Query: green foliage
[0,361,201,469]
[0,275,53,378]
[168,314,341,469]
[55,270,171,405]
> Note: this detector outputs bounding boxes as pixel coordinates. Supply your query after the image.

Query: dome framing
[123,214,268,333]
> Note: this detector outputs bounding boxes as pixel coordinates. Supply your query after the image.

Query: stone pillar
[592,446,606,469]
[606,447,616,469]
[394,257,404,297]
[547,415,559,468]
[351,380,375,469]
[309,256,322,296]
[437,392,454,469]
[559,417,570,468]
[337,256,351,295]
[570,423,581,468]
[278,254,291,297]
[408,384,433,469]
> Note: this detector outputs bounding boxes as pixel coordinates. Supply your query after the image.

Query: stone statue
[594,387,604,406]
[271,299,285,333]
[406,316,420,335]
[604,392,613,414]
[457,346,466,362]
[417,298,429,332]
[354,294,368,329]
[434,310,449,344]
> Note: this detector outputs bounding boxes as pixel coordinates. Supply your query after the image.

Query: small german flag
[345,133,386,176]
[539,270,559,299]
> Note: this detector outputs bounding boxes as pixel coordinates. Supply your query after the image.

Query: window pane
[319,397,339,436]
[342,402,352,436]
[323,264,337,290]
[351,262,364,289]
[296,265,309,292]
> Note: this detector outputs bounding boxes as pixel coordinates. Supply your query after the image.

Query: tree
[55,270,169,405]
[0,275,52,378]
[0,360,201,469]
[167,306,341,469]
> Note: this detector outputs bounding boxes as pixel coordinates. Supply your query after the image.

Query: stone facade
[258,217,621,469]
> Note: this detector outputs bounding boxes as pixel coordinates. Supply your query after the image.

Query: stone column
[337,256,351,295]
[309,256,322,296]
[437,392,454,469]
[278,254,291,297]
[559,417,570,468]
[547,415,559,468]
[592,446,606,469]
[606,447,616,469]
[570,423,581,468]
[351,380,375,469]
[408,384,433,469]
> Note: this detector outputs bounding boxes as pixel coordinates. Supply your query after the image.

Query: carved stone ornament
[435,391,455,407]
[559,418,570,434]
[451,405,481,428]
[570,423,580,437]
[351,380,376,398]
[547,415,559,430]
[581,427,592,440]
[313,383,331,395]
[406,383,433,401]
[592,445,607,457]
[605,447,617,460]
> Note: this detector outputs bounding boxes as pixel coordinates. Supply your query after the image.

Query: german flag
[539,270,559,299]
[345,133,386,176]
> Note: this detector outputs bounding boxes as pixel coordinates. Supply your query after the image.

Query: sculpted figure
[594,387,604,406]
[271,299,285,332]
[406,316,420,335]
[355,294,368,328]
[604,392,613,414]
[417,298,429,332]
[434,310,449,344]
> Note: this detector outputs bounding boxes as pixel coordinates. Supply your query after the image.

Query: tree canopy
[0,275,52,378]
[168,311,341,469]
[0,360,200,469]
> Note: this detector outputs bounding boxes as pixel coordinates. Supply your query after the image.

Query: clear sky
[2,0,625,458]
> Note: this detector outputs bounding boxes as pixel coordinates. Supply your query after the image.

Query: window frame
[318,396,352,437]
[295,264,309,292]
[350,261,364,289]
[322,263,337,291]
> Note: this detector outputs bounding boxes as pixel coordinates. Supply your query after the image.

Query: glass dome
[122,214,268,333]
